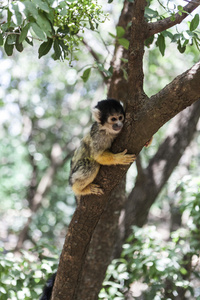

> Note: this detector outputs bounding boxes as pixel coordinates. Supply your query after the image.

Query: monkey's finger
[121,149,127,155]
[90,184,104,195]
[120,154,136,164]
[126,154,136,160]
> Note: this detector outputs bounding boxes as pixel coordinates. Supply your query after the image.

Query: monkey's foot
[90,184,104,195]
[115,149,136,165]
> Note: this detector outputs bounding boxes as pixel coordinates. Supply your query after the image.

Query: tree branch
[143,61,200,138]
[123,100,200,240]
[107,0,134,100]
[147,0,200,37]
[128,0,148,104]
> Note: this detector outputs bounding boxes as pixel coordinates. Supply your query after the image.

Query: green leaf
[38,38,53,58]
[145,7,158,18]
[25,36,33,46]
[156,34,166,56]
[108,0,113,2]
[15,35,23,52]
[7,8,12,25]
[19,23,30,43]
[10,3,22,26]
[32,0,50,13]
[81,68,91,82]
[180,267,188,275]
[162,30,173,39]
[116,26,125,38]
[118,38,129,50]
[24,1,39,19]
[0,34,3,46]
[145,35,154,47]
[177,40,186,53]
[36,12,52,37]
[4,38,14,55]
[31,22,46,40]
[7,34,17,45]
[190,14,199,31]
[178,5,183,12]
[53,39,61,60]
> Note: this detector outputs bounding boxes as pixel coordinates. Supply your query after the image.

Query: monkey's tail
[40,272,57,300]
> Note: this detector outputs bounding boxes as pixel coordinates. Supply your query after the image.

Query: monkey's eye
[119,116,123,121]
[111,117,117,122]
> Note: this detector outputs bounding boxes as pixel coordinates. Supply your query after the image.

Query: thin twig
[81,38,108,81]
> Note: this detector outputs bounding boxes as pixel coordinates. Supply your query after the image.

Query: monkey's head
[93,99,125,134]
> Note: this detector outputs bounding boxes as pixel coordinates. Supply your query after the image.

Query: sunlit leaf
[81,68,91,82]
[190,14,199,31]
[38,38,53,58]
[118,38,129,50]
[156,33,166,56]
[19,23,30,43]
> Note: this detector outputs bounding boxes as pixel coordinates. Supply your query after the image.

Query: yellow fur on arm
[95,150,136,165]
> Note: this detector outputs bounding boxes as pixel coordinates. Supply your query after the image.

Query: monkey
[69,98,136,197]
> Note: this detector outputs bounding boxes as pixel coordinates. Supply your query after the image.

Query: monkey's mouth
[112,124,123,131]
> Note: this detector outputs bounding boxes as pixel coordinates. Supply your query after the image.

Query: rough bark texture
[77,178,126,300]
[51,0,200,299]
[107,0,133,100]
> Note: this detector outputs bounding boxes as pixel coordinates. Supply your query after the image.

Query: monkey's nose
[112,123,123,131]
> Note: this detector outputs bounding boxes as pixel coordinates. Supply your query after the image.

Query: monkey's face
[102,113,124,134]
[93,99,125,135]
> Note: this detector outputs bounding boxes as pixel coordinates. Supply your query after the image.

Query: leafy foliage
[0,0,107,61]
[0,244,58,300]
[144,5,200,55]
[100,175,200,299]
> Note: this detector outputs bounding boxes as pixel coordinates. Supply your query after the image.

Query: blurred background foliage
[0,0,200,299]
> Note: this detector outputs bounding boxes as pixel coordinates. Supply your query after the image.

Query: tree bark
[76,178,126,300]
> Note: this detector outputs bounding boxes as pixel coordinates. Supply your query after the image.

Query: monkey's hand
[95,149,136,165]
[113,149,136,165]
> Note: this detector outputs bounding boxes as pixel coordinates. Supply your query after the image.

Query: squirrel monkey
[69,99,136,197]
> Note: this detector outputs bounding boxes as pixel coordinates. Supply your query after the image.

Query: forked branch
[147,0,200,37]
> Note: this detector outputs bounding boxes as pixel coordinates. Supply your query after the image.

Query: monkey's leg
[71,162,103,196]
[95,150,136,165]
[72,182,103,196]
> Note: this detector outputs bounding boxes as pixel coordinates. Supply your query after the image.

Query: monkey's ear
[92,107,101,123]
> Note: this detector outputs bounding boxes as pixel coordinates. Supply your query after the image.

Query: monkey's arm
[95,149,136,165]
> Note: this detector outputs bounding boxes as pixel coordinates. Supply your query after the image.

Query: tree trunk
[51,0,200,299]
